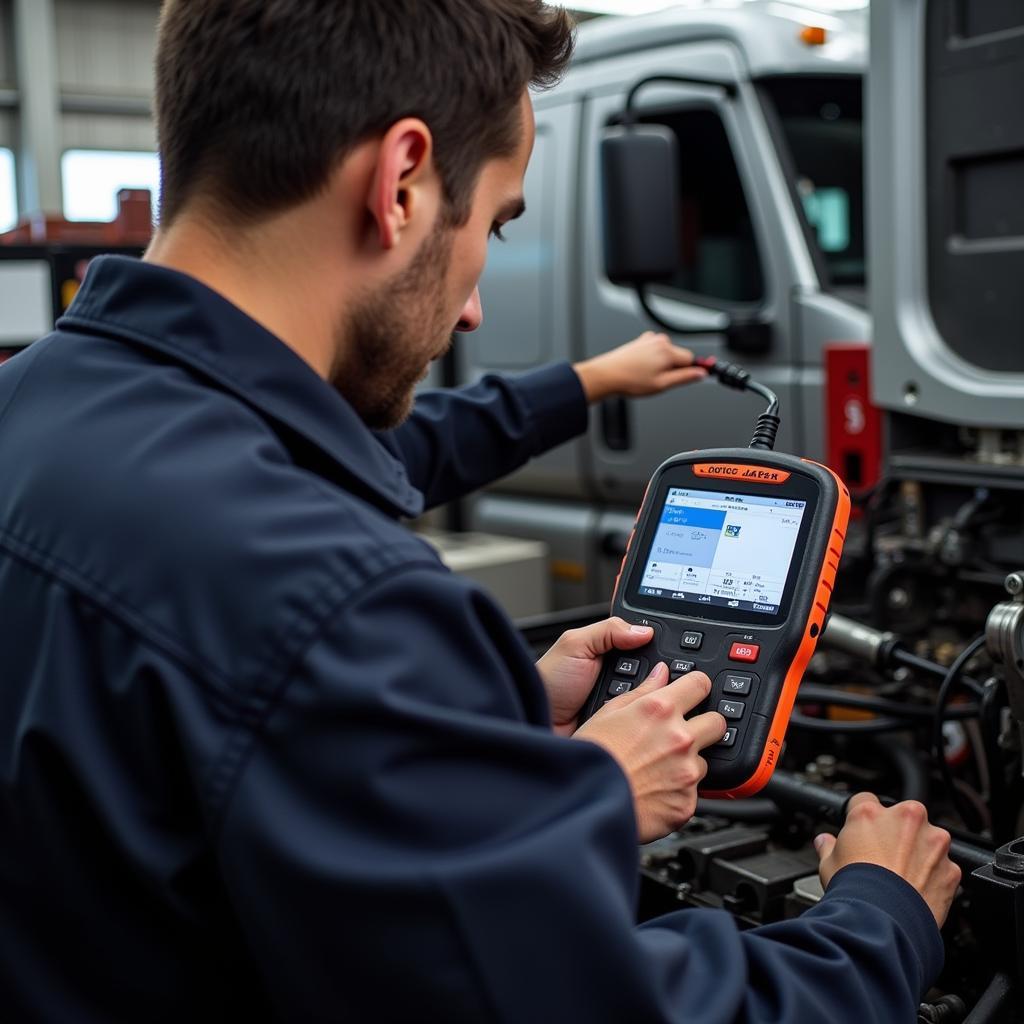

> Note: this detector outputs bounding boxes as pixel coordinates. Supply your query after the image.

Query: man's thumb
[612,621,655,650]
[813,833,836,862]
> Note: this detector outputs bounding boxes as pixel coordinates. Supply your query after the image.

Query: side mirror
[600,119,772,355]
[601,124,680,286]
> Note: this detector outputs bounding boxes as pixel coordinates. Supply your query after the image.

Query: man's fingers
[555,618,651,659]
[609,661,669,708]
[610,620,656,651]
[627,660,670,696]
[666,343,697,367]
[845,791,882,815]
[685,709,728,750]
[657,367,708,390]
[814,833,837,862]
[659,670,713,716]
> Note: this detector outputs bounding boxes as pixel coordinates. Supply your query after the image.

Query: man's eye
[490,225,507,243]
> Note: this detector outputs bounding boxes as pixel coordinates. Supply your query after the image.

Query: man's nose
[455,288,483,333]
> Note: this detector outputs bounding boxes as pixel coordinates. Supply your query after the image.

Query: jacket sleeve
[214,563,943,1024]
[376,363,588,509]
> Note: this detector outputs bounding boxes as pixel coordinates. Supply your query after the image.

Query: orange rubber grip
[701,460,852,799]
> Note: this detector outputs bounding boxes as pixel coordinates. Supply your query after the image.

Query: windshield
[759,75,865,292]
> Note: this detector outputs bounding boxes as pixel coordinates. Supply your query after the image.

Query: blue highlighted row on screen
[658,506,728,530]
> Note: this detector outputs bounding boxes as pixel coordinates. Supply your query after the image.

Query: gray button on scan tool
[680,631,704,651]
[719,700,746,720]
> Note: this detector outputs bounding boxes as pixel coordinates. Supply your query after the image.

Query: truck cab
[466,1,870,609]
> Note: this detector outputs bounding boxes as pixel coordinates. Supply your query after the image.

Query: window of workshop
[640,108,765,307]
[61,150,160,222]
[0,148,16,233]
[801,186,851,254]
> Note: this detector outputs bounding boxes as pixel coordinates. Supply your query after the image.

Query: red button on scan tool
[729,642,760,663]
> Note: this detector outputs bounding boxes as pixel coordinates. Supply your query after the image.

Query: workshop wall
[55,0,157,151]
[3,0,160,220]
[0,1,15,150]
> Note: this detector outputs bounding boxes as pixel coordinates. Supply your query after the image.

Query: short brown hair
[154,0,574,226]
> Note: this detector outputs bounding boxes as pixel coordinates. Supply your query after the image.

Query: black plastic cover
[927,0,1024,371]
[578,448,844,796]
[601,124,680,286]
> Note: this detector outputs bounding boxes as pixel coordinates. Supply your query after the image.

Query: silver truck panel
[791,290,870,464]
[465,100,589,499]
[572,2,865,80]
[869,0,1024,428]
[463,7,870,612]
[576,46,818,502]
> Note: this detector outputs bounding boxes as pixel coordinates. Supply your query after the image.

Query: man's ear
[368,118,435,252]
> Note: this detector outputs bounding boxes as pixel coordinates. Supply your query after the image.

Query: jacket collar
[59,256,424,519]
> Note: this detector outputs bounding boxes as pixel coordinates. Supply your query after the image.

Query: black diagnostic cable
[895,648,987,698]
[978,678,1012,841]
[797,684,978,721]
[695,356,781,451]
[932,635,989,832]
[789,712,908,734]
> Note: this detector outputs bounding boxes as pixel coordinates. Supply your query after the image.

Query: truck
[463,0,870,609]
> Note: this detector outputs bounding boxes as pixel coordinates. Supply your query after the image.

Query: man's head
[153,1,574,427]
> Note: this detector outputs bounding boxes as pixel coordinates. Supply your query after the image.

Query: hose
[790,711,909,733]
[872,736,928,803]
[798,684,978,722]
[695,798,779,822]
[763,771,993,873]
[963,972,1013,1024]
[933,636,989,832]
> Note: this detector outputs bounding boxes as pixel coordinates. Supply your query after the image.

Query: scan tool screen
[637,488,808,617]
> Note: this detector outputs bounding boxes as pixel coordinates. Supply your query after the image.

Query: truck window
[637,107,765,307]
[758,75,865,291]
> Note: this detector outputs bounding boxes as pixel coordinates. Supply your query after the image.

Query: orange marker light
[800,25,827,46]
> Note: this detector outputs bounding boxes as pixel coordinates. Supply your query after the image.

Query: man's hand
[573,331,707,404]
[816,793,961,928]
[574,664,727,843]
[537,617,656,737]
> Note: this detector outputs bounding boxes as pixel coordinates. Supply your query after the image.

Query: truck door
[578,49,813,508]
[461,99,586,501]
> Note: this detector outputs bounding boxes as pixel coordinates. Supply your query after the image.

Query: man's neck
[144,212,343,381]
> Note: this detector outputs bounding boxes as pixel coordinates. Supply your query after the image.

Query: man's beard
[332,224,456,431]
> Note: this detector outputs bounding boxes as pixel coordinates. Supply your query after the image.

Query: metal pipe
[821,613,894,666]
[963,971,1013,1024]
[763,771,993,873]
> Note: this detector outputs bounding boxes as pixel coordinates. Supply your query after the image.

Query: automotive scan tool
[580,359,851,797]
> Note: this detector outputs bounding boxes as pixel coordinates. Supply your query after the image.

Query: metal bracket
[985,572,1024,774]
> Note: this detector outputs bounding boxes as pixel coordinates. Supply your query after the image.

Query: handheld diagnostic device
[580,360,850,798]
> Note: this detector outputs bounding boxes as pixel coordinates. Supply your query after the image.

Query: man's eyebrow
[497,197,527,222]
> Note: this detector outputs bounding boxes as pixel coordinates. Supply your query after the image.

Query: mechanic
[0,1,959,1021]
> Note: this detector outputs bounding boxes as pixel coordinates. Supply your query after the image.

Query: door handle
[600,397,632,451]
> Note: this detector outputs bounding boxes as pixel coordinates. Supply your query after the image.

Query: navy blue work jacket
[0,256,942,1022]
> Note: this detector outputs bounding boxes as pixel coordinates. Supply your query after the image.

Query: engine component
[986,573,1024,777]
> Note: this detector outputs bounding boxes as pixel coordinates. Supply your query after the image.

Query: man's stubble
[333,224,456,431]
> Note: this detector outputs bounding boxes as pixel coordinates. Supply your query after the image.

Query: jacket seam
[61,313,276,399]
[57,315,418,518]
[0,335,60,436]
[0,524,435,733]
[0,526,241,698]
[206,556,452,836]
